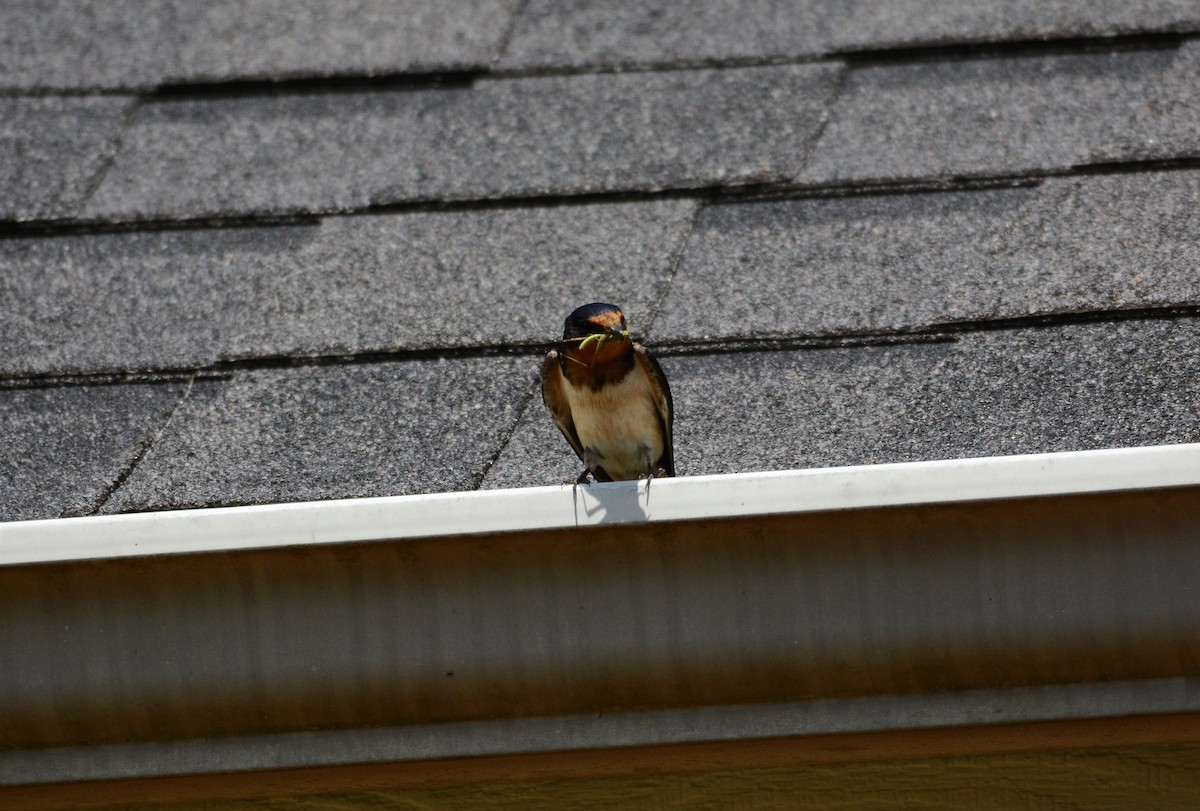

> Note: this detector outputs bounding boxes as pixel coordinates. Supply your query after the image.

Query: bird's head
[561,302,632,367]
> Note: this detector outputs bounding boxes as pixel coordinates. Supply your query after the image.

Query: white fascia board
[3,443,1199,566]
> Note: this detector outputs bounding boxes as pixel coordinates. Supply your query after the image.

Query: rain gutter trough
[2,444,1200,797]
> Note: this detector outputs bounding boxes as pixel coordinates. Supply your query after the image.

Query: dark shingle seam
[926,305,1200,338]
[147,72,482,101]
[836,31,1192,67]
[0,214,322,241]
[1070,156,1200,176]
[0,372,223,392]
[359,184,777,216]
[658,306,1200,357]
[3,29,1191,100]
[18,29,1185,103]
[73,97,144,219]
[77,375,198,517]
[10,60,823,96]
[491,30,1200,80]
[791,158,1200,199]
[790,64,848,184]
[492,30,1198,79]
[656,333,958,357]
[491,0,531,69]
[0,88,148,98]
[0,177,1044,241]
[0,185,772,239]
[708,176,1047,208]
[147,57,834,100]
[642,200,703,337]
[3,29,1193,96]
[0,348,552,390]
[792,160,1200,197]
[471,379,539,491]
[486,54,835,79]
[2,159,1196,241]
[7,306,1199,391]
[0,156,1157,239]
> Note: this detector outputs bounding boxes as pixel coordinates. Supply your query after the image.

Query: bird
[541,302,674,483]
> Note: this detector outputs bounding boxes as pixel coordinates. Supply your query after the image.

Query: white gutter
[3,443,1199,565]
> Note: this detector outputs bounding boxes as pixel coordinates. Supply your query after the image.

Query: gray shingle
[0,96,136,221]
[0,200,695,377]
[84,64,841,220]
[829,0,1200,51]
[800,42,1200,185]
[101,357,535,513]
[500,0,835,70]
[0,383,185,521]
[654,170,1200,341]
[484,319,1200,488]
[0,0,519,92]
[500,0,1200,72]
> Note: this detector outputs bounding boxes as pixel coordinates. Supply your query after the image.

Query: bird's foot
[577,448,604,486]
[639,470,655,499]
[571,467,595,503]
[638,447,657,495]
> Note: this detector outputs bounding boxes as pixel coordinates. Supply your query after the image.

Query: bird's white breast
[563,362,663,480]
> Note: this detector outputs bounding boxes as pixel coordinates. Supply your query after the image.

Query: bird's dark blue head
[562,302,628,341]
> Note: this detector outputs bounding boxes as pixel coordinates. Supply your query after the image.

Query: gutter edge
[3,442,1199,565]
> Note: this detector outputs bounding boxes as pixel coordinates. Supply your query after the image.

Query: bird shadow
[571,479,650,526]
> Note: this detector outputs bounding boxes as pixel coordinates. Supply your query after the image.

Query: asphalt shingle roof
[3,2,1199,521]
[801,42,1200,185]
[83,64,840,220]
[656,171,1200,340]
[101,358,532,513]
[0,0,520,91]
[1,200,694,376]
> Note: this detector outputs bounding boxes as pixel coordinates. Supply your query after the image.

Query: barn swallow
[541,302,674,483]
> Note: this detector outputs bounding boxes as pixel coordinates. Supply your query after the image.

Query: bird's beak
[573,325,629,363]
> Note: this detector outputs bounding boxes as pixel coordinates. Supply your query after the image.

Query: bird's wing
[635,344,675,476]
[541,350,585,462]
